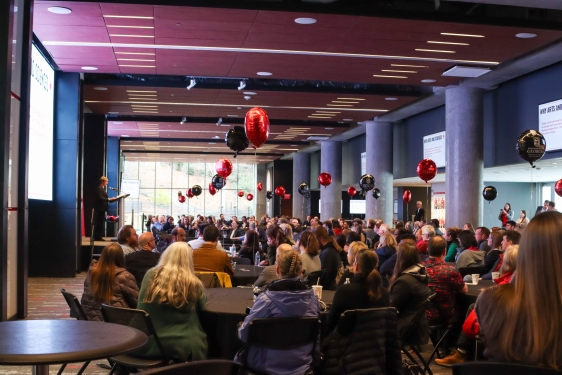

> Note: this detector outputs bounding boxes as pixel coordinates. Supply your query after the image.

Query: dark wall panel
[106,136,119,236]
[272,159,292,217]
[309,151,320,190]
[342,134,366,186]
[393,106,445,179]
[82,114,106,237]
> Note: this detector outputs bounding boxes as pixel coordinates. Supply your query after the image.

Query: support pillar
[320,141,342,221]
[445,87,484,227]
[365,121,394,225]
[292,152,310,221]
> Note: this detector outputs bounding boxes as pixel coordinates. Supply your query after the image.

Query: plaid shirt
[423,258,465,324]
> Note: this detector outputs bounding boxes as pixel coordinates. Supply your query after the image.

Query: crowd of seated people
[79,208,562,374]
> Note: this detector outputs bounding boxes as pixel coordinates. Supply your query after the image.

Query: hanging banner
[423,131,446,168]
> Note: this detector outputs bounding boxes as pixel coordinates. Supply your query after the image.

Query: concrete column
[256,164,266,219]
[292,152,310,220]
[320,141,342,221]
[446,87,484,227]
[365,121,394,225]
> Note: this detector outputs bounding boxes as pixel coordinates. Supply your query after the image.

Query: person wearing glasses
[125,232,161,288]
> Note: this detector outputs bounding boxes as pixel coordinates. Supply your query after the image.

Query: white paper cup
[471,274,480,285]
[312,285,323,300]
[492,272,500,280]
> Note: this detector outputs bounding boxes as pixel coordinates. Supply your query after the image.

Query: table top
[0,320,147,366]
[233,265,263,278]
[466,280,496,298]
[203,287,335,316]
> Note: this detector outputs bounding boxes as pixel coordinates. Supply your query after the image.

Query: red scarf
[465,246,478,251]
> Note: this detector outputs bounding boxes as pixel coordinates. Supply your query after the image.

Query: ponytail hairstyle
[314,226,342,252]
[299,231,320,256]
[277,250,303,279]
[355,249,382,302]
[266,224,289,247]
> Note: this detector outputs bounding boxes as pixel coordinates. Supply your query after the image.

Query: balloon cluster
[208,183,217,196]
[211,174,226,190]
[298,183,310,199]
[178,190,186,203]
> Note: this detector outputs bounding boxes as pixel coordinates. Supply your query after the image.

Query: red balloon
[187,188,194,198]
[178,195,186,203]
[556,179,562,197]
[417,158,437,183]
[208,183,217,196]
[245,107,270,148]
[318,172,332,188]
[215,158,233,179]
[403,190,412,204]
[247,193,254,201]
[347,186,357,197]
[275,186,286,197]
[257,182,263,191]
[238,191,244,197]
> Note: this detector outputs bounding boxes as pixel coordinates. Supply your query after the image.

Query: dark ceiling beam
[107,115,351,128]
[86,74,426,97]
[41,0,562,29]
[123,150,283,156]
[121,137,310,145]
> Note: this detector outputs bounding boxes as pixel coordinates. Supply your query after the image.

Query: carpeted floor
[0,274,452,374]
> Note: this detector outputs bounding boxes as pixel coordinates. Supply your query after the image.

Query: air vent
[442,65,491,78]
[307,136,330,141]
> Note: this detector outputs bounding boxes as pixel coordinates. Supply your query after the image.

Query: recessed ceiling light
[427,41,469,46]
[343,119,353,121]
[372,75,407,79]
[415,49,455,54]
[237,107,242,110]
[257,72,272,76]
[121,135,130,137]
[94,87,107,91]
[243,92,257,95]
[440,32,484,38]
[212,135,220,139]
[325,127,334,130]
[126,90,156,93]
[385,97,398,101]
[81,66,98,71]
[112,122,123,124]
[48,6,71,14]
[421,79,436,83]
[290,144,298,146]
[516,33,537,39]
[294,17,317,25]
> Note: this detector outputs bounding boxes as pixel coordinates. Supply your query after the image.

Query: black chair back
[247,317,319,351]
[101,304,167,359]
[137,360,242,375]
[306,270,326,287]
[452,362,562,375]
[235,257,251,265]
[60,289,89,320]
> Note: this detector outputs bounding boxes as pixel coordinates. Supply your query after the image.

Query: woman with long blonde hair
[81,243,138,321]
[136,242,207,361]
[376,232,398,267]
[476,211,562,369]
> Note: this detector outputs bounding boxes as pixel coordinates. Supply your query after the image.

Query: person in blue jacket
[236,250,320,375]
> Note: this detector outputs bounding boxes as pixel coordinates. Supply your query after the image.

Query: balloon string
[531,168,533,201]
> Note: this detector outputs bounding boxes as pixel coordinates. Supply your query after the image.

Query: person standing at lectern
[93,176,117,241]
[414,201,425,222]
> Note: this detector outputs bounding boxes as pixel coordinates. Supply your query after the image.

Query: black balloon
[372,188,381,199]
[359,174,375,192]
[482,186,497,202]
[211,174,226,190]
[266,190,273,200]
[226,126,249,157]
[191,185,202,197]
[298,183,310,196]
[516,129,546,168]
[303,192,311,199]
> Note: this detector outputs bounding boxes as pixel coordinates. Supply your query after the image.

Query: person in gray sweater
[455,230,485,270]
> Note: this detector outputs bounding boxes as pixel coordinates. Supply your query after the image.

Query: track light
[186,79,196,90]
[216,118,222,126]
[180,117,186,124]
[238,81,246,90]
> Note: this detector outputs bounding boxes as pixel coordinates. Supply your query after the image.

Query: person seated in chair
[188,223,224,252]
[125,232,161,288]
[254,244,294,287]
[236,250,320,375]
[192,225,234,276]
[230,220,246,240]
[162,216,175,232]
[117,225,139,255]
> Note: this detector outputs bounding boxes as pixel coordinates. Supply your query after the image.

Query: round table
[456,280,496,318]
[0,320,147,375]
[200,287,334,359]
[230,265,263,287]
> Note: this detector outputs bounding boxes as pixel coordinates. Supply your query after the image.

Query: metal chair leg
[56,364,67,375]
[76,361,90,375]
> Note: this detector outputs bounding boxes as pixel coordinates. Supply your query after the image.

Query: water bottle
[254,252,260,266]
[344,278,350,284]
[230,245,236,257]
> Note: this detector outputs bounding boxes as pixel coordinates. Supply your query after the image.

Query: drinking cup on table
[231,261,236,270]
[492,272,500,280]
[312,285,323,300]
[471,274,480,285]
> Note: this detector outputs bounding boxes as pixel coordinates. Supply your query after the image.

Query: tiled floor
[0,274,452,374]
